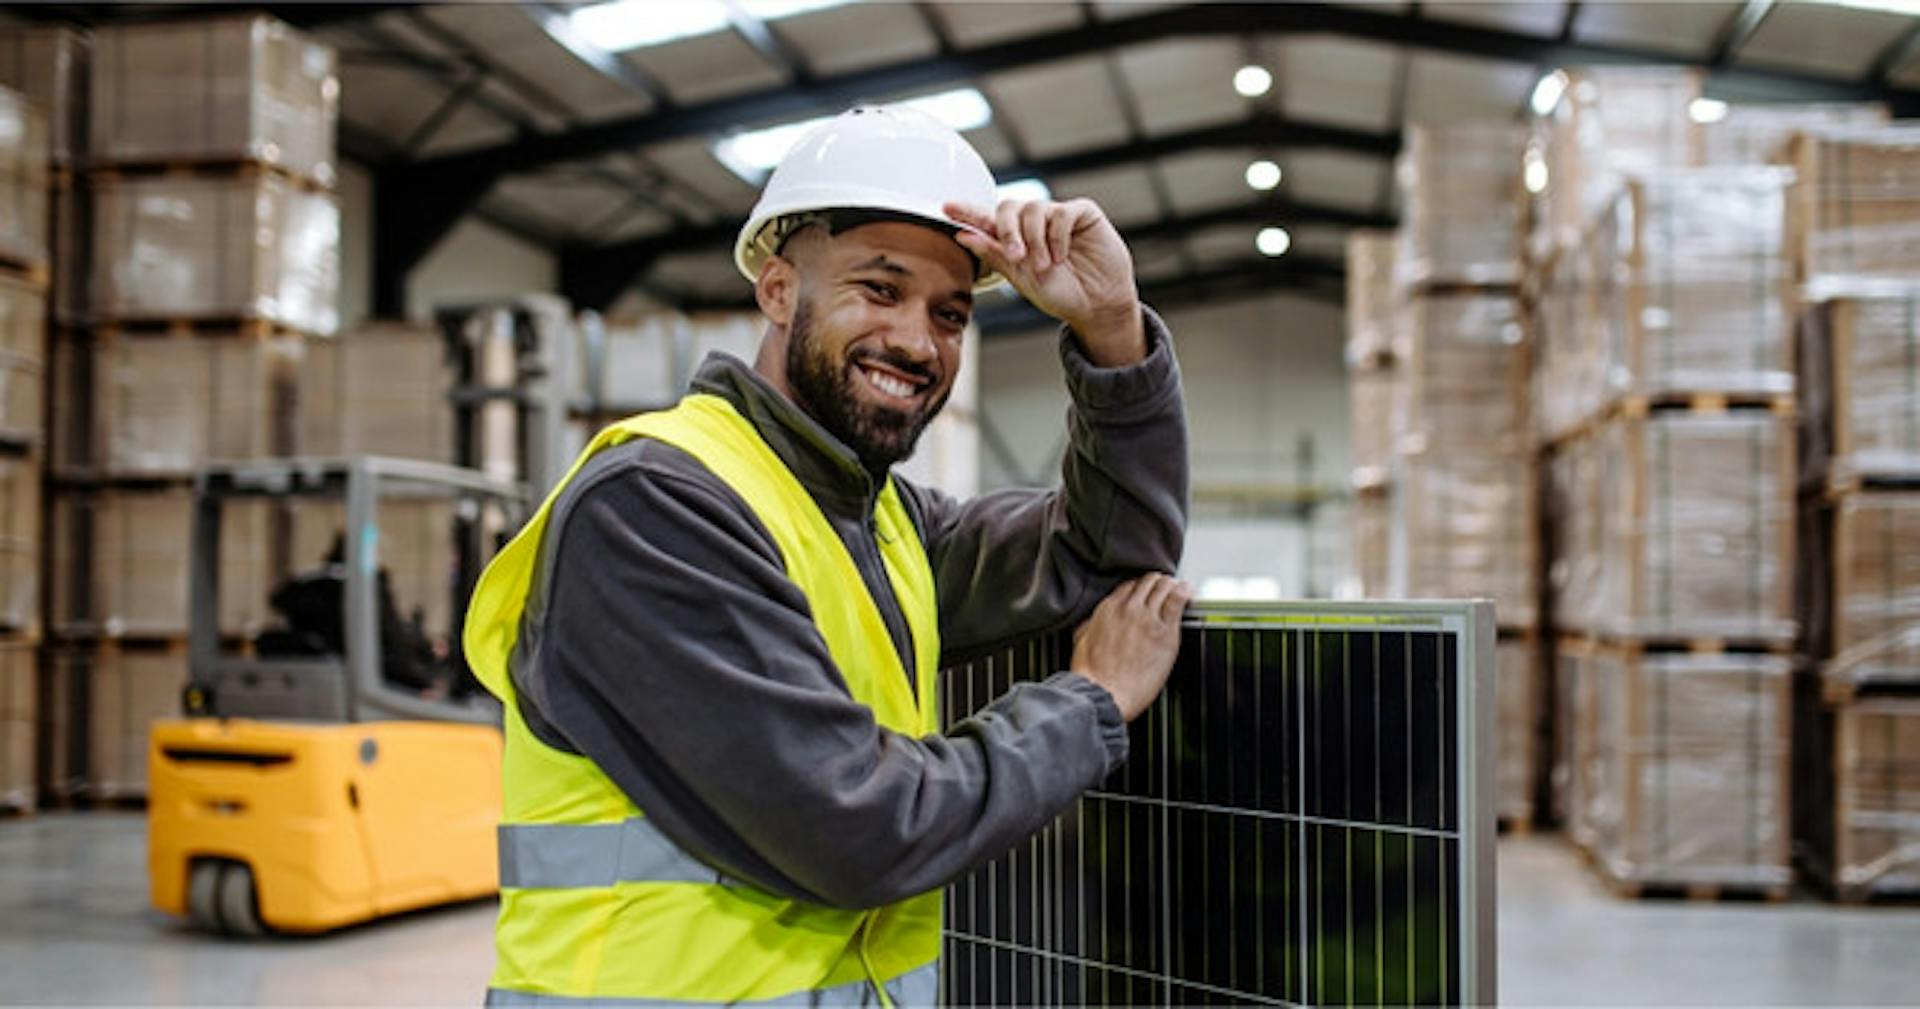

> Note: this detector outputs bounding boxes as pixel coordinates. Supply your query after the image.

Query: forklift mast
[185,456,529,725]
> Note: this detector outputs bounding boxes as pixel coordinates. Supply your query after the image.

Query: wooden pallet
[1826,471,1920,501]
[45,632,255,658]
[1575,843,1792,903]
[0,256,50,293]
[88,316,311,342]
[89,158,333,195]
[1557,633,1795,658]
[1604,877,1793,904]
[1820,675,1920,707]
[1544,390,1797,452]
[1832,885,1920,906]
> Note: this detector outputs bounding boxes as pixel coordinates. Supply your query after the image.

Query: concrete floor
[2,813,1918,1005]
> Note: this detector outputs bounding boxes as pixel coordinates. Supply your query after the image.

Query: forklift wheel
[186,861,224,933]
[185,860,268,937]
[215,862,266,937]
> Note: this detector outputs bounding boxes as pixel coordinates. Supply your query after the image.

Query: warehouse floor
[1,813,1917,1005]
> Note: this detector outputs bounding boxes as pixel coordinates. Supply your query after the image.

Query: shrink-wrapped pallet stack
[33,15,348,802]
[1525,70,1895,899]
[0,80,51,813]
[1346,125,1544,831]
[1345,231,1396,600]
[1792,125,1920,900]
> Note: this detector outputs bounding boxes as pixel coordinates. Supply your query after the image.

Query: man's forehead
[825,222,974,280]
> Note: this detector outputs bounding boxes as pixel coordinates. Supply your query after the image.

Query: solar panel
[940,601,1496,1007]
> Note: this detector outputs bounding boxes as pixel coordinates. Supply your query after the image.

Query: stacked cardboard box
[1830,700,1920,899]
[1398,124,1525,288]
[1551,411,1796,643]
[1346,129,1544,827]
[34,15,339,802]
[1784,126,1920,289]
[1559,641,1792,895]
[297,322,454,464]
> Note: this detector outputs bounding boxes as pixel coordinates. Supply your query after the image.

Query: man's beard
[785,299,948,470]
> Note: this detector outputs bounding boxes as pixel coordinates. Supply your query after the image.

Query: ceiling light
[1804,0,1920,13]
[1245,159,1282,191]
[1529,69,1569,117]
[1233,65,1273,98]
[569,0,857,53]
[1256,226,1291,257]
[568,0,730,52]
[1523,155,1549,195]
[995,177,1052,203]
[1688,97,1731,124]
[739,0,857,17]
[713,87,994,181]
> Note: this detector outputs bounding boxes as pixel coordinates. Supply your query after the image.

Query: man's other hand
[944,198,1145,367]
[1070,573,1191,722]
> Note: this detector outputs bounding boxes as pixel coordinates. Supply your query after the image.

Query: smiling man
[464,105,1190,1007]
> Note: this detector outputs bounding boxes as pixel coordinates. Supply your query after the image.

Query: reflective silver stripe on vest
[484,961,939,1008]
[498,818,725,889]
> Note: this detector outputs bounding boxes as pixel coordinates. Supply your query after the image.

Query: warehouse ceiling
[20,0,1920,330]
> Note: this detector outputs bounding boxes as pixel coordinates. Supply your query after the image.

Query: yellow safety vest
[463,393,943,1007]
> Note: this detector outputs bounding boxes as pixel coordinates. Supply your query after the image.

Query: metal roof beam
[1706,0,1777,67]
[558,170,1390,311]
[420,0,1920,179]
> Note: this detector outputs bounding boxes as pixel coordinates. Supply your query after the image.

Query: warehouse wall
[407,217,559,322]
[979,292,1350,597]
[980,293,1349,488]
[337,162,561,329]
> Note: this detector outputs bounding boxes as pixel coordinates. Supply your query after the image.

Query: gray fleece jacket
[506,308,1188,911]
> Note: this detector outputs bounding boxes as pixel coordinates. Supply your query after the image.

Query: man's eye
[859,280,897,300]
[938,309,969,328]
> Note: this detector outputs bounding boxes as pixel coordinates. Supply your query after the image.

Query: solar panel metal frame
[939,599,1497,1007]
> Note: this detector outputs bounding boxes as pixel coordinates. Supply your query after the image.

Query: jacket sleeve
[527,447,1131,910]
[904,304,1189,662]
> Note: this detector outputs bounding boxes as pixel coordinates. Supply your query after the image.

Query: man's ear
[755,254,798,327]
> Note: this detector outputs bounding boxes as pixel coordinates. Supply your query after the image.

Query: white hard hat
[734,104,1005,291]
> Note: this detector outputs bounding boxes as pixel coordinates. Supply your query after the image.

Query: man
[464,105,1189,1007]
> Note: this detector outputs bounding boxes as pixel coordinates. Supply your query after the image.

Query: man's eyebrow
[848,255,910,276]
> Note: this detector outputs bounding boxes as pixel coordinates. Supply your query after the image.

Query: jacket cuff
[1058,304,1179,422]
[1048,671,1130,775]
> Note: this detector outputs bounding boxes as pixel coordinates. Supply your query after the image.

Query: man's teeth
[862,366,916,398]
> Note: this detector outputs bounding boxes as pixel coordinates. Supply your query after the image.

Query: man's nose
[882,308,939,362]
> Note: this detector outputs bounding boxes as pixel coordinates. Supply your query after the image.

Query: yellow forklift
[147,457,527,935]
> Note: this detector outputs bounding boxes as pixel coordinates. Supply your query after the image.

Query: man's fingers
[994,201,1026,260]
[1139,573,1180,618]
[943,202,996,233]
[1160,579,1193,623]
[1046,206,1074,269]
[1018,201,1051,269]
[953,229,1012,274]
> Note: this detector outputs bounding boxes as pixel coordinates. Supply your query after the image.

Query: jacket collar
[688,352,885,519]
